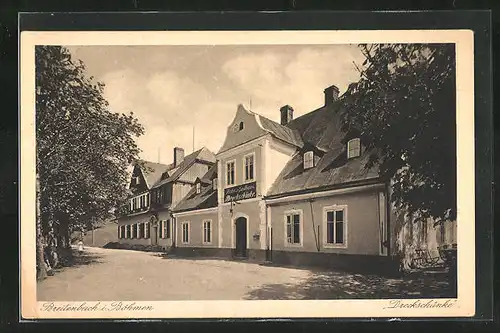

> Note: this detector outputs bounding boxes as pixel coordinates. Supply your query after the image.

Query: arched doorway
[234,216,248,258]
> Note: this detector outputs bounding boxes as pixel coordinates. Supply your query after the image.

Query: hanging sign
[224,182,257,203]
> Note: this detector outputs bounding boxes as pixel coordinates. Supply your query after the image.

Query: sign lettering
[224,182,257,203]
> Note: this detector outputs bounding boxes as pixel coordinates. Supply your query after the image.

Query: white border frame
[20,29,475,319]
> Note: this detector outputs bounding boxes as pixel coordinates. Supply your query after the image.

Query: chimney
[173,147,184,167]
[280,105,294,125]
[324,85,340,106]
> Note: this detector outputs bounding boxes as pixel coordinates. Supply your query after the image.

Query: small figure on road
[78,240,84,254]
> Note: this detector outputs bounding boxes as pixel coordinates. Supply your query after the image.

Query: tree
[35,46,144,278]
[342,44,456,225]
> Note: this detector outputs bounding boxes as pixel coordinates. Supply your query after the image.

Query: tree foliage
[342,44,456,224]
[35,46,144,276]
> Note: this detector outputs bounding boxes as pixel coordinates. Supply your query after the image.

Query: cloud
[76,45,366,165]
[221,46,364,118]
[101,68,238,163]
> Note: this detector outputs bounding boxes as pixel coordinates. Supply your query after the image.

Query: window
[129,192,150,212]
[138,222,145,238]
[285,210,302,246]
[126,224,131,238]
[132,223,138,238]
[212,178,218,190]
[145,222,150,238]
[159,220,164,238]
[203,220,212,244]
[196,182,201,194]
[303,151,314,169]
[226,161,235,186]
[165,219,171,239]
[239,121,244,131]
[131,176,138,186]
[347,138,361,159]
[182,222,190,244]
[324,206,347,247]
[118,225,122,239]
[244,154,255,181]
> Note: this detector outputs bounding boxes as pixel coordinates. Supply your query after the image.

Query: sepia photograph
[20,29,475,319]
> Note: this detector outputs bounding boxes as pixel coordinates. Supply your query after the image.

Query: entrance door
[235,217,248,258]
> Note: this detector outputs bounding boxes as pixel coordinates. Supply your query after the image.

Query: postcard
[20,28,475,319]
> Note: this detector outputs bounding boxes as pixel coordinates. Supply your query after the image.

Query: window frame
[202,219,212,245]
[165,219,171,239]
[303,151,314,169]
[284,209,304,248]
[243,152,256,183]
[181,221,190,244]
[226,159,236,186]
[144,222,150,239]
[132,223,138,239]
[347,138,361,159]
[323,205,348,248]
[158,220,164,238]
[195,182,201,194]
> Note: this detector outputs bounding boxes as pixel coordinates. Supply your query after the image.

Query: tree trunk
[57,214,73,265]
[36,174,48,280]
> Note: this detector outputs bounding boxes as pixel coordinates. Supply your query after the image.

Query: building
[121,84,457,274]
[116,147,216,250]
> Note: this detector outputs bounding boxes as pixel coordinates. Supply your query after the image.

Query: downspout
[309,199,320,252]
[265,203,270,261]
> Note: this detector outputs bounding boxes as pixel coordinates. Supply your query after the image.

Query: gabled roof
[138,161,174,189]
[172,164,218,213]
[151,147,216,189]
[258,114,304,148]
[266,99,380,197]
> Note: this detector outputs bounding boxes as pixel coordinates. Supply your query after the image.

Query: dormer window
[303,151,314,169]
[196,182,201,194]
[212,178,218,190]
[239,121,244,131]
[347,138,361,159]
[131,176,138,186]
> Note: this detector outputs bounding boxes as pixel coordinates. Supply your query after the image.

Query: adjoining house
[116,147,216,251]
[121,84,457,275]
[171,164,220,256]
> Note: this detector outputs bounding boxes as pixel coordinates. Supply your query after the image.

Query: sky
[66,44,365,164]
